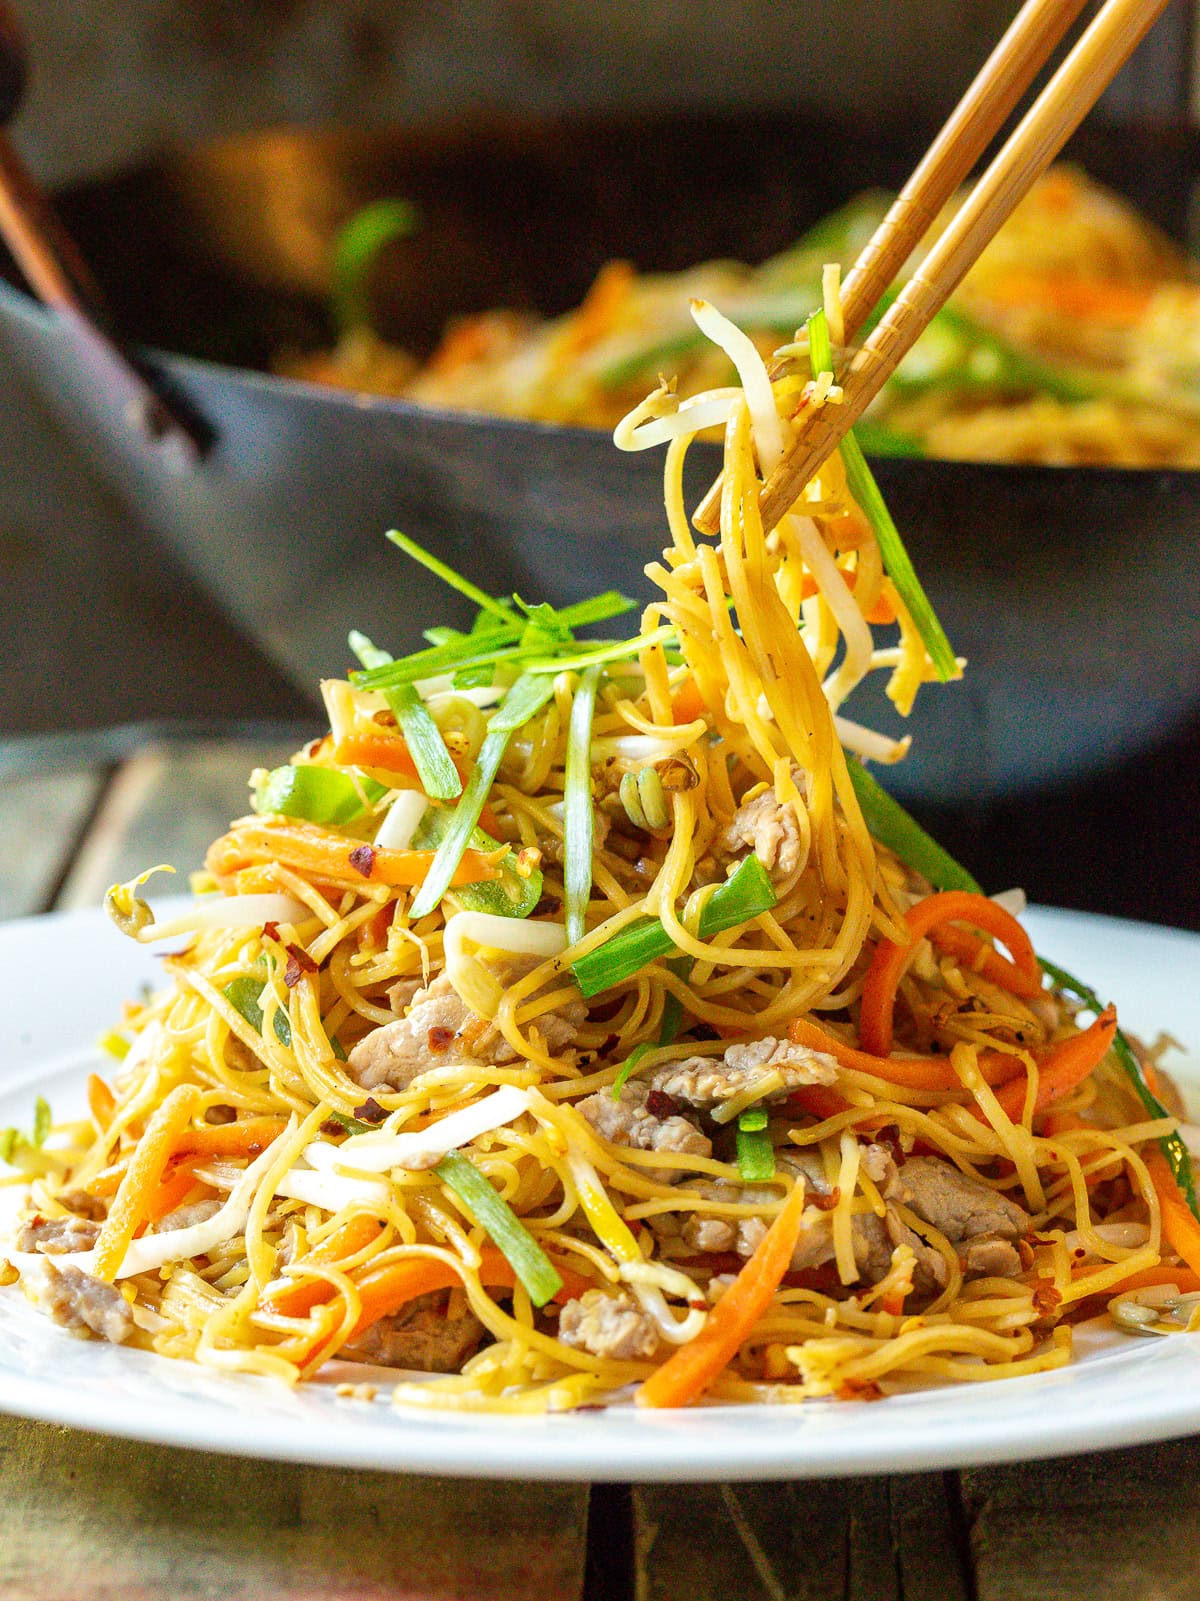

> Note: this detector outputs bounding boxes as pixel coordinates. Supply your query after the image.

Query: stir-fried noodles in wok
[4,289,1198,1411]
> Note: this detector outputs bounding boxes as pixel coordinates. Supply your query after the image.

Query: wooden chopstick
[752,0,1169,533]
[692,0,1090,534]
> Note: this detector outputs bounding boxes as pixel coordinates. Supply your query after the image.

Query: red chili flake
[372,709,398,727]
[646,1090,681,1121]
[688,1299,708,1311]
[808,1185,842,1213]
[1017,1238,1037,1270]
[873,1123,906,1166]
[284,944,318,988]
[261,921,280,943]
[1032,1279,1063,1317]
[320,1118,345,1136]
[348,844,377,879]
[352,1096,388,1125]
[427,1026,455,1054]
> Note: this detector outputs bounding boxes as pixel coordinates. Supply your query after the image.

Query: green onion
[556,593,638,629]
[611,1042,654,1099]
[413,807,542,919]
[349,631,462,801]
[435,1150,563,1306]
[253,763,386,827]
[1040,957,1199,1222]
[851,420,926,459]
[409,674,557,919]
[223,976,292,1048]
[31,1097,50,1149]
[0,1097,55,1166]
[564,665,602,946]
[807,308,958,683]
[0,1129,17,1164]
[385,530,519,624]
[331,199,420,335]
[327,1109,374,1135]
[736,1108,775,1182]
[658,956,691,1048]
[845,758,982,893]
[523,624,677,675]
[573,854,776,999]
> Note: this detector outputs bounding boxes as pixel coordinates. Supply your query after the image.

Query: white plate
[0,901,1198,1481]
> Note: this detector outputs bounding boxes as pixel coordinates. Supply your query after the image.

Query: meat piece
[344,1290,484,1372]
[682,1213,737,1253]
[148,1199,222,1234]
[860,1142,904,1201]
[718,787,804,882]
[962,1233,1023,1279]
[852,1209,948,1297]
[537,807,609,866]
[558,1289,660,1360]
[33,1262,135,1344]
[53,1189,107,1222]
[350,959,586,1092]
[15,1214,100,1254]
[577,1082,711,1184]
[900,1158,1029,1244]
[649,1036,837,1109]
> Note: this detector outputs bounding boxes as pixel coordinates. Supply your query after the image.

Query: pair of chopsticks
[694,0,1171,534]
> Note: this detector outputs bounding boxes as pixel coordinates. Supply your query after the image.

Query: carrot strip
[986,1008,1118,1125]
[787,1016,1025,1093]
[636,1176,810,1409]
[860,891,1041,1057]
[927,925,1041,998]
[1075,1264,1200,1296]
[798,568,896,624]
[1145,1148,1200,1278]
[91,1084,200,1281]
[206,819,499,889]
[984,269,1153,325]
[142,1160,211,1224]
[785,1084,851,1121]
[87,1074,116,1132]
[172,1118,288,1160]
[266,1215,388,1319]
[670,679,708,725]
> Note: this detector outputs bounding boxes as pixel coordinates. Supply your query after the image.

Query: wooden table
[2,729,1198,1601]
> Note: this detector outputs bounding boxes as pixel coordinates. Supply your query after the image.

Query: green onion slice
[845,758,982,894]
[1040,957,1199,1221]
[736,1109,775,1182]
[385,530,519,624]
[435,1150,563,1306]
[409,674,557,919]
[331,199,420,335]
[564,665,602,946]
[349,631,461,801]
[573,854,776,999]
[413,807,541,919]
[611,1042,654,1100]
[807,308,958,682]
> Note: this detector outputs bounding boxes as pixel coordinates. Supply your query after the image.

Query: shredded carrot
[1075,1264,1200,1295]
[926,924,1041,998]
[266,1214,387,1319]
[206,819,500,890]
[986,1008,1117,1125]
[859,891,1041,1056]
[985,269,1154,326]
[798,568,896,624]
[1144,1148,1200,1278]
[787,1016,1025,1093]
[87,1074,116,1132]
[670,679,707,725]
[173,1118,289,1160]
[92,1084,200,1281]
[142,1159,211,1224]
[785,1083,851,1121]
[636,1175,810,1409]
[357,903,394,953]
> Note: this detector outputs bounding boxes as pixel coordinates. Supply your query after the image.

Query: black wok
[1,111,1198,804]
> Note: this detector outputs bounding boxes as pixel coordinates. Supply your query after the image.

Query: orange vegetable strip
[1145,1148,1200,1279]
[927,924,1041,999]
[798,568,896,624]
[787,1016,1024,1093]
[985,269,1153,325]
[92,1084,200,1282]
[987,1007,1117,1125]
[172,1118,289,1160]
[786,1083,852,1121]
[331,731,473,788]
[87,1074,116,1131]
[266,1215,387,1319]
[636,1175,811,1410]
[142,1160,210,1225]
[205,818,499,889]
[670,679,708,725]
[1075,1264,1200,1295]
[860,891,1041,1055]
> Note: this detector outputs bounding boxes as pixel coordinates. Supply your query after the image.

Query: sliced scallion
[349,631,461,801]
[736,1108,775,1182]
[331,199,420,335]
[435,1149,563,1306]
[564,665,602,946]
[807,308,958,682]
[845,758,982,894]
[572,854,776,999]
[611,1042,654,1100]
[386,530,519,624]
[413,806,541,919]
[409,674,557,919]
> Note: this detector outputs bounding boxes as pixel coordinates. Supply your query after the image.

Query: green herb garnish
[435,1150,563,1306]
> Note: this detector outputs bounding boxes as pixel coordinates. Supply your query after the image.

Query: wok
[1,111,1198,803]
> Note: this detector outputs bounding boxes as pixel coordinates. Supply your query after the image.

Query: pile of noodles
[4,292,1196,1412]
[288,166,1200,468]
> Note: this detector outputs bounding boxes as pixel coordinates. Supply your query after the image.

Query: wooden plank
[964,1439,1200,1601]
[57,739,296,910]
[633,1473,968,1601]
[0,768,105,922]
[0,1416,588,1601]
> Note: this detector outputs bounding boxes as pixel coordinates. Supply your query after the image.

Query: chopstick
[692,0,1090,534]
[693,0,1167,537]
